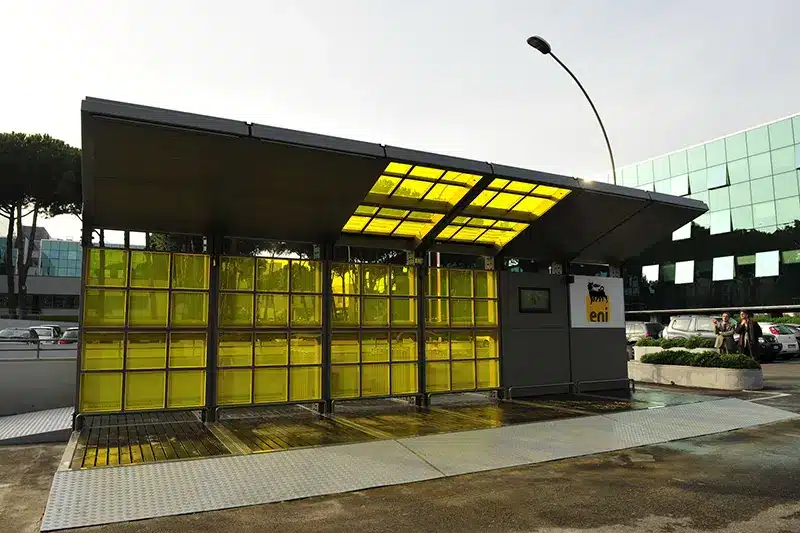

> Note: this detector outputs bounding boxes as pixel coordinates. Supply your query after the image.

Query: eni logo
[585,282,610,323]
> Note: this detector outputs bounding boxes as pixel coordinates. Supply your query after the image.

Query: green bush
[640,349,760,370]
[635,337,660,347]
[754,314,800,324]
[660,338,688,349]
[683,337,716,349]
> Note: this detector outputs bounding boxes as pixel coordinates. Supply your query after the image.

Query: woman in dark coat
[736,311,762,360]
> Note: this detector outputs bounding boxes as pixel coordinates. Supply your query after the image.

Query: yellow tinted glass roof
[435,217,530,247]
[464,178,570,223]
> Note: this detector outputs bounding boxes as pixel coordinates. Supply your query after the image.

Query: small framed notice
[519,287,551,313]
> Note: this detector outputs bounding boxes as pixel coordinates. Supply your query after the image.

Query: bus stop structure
[74,97,707,430]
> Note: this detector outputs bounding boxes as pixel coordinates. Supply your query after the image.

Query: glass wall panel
[707,165,728,189]
[726,133,748,161]
[712,256,735,281]
[775,196,800,225]
[709,210,731,235]
[729,182,752,208]
[675,260,694,285]
[709,187,730,211]
[706,139,726,167]
[769,119,794,149]
[755,251,780,278]
[727,159,750,184]
[731,206,754,230]
[749,153,772,180]
[773,171,799,199]
[669,151,688,176]
[771,146,795,175]
[752,202,777,228]
[746,126,770,155]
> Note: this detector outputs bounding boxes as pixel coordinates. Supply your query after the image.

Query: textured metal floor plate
[0,407,72,445]
[40,399,799,531]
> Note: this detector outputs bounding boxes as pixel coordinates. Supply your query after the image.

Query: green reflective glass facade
[620,113,800,312]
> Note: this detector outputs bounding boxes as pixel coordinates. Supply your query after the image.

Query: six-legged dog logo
[585,282,610,323]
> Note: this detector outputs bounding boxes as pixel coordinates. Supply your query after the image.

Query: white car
[760,323,799,359]
[27,325,63,345]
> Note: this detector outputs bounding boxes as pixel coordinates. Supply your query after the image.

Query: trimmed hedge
[754,315,800,325]
[635,337,716,349]
[640,349,760,370]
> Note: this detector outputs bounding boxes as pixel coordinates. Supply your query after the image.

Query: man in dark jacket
[736,311,762,360]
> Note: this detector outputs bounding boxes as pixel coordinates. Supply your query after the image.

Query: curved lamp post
[526,35,617,184]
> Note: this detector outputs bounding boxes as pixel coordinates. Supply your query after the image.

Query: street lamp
[526,36,617,185]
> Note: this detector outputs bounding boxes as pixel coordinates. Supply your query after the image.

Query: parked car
[58,328,79,345]
[760,323,799,359]
[780,323,800,344]
[758,334,782,362]
[662,315,717,340]
[0,327,40,345]
[28,325,63,344]
[625,321,664,343]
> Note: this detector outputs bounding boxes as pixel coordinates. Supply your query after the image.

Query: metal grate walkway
[0,407,72,445]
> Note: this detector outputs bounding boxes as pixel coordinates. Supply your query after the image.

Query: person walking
[712,312,737,354]
[736,311,762,361]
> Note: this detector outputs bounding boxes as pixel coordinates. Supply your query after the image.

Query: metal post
[562,260,574,393]
[203,231,223,423]
[415,252,428,408]
[320,243,333,415]
[494,252,506,400]
[73,219,93,431]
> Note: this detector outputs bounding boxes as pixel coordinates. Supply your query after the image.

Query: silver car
[662,315,717,340]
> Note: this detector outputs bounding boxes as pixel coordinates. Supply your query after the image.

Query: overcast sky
[2,0,799,241]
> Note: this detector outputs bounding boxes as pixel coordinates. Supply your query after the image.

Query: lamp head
[526,36,551,55]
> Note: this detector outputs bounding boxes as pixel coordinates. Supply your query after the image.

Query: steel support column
[203,232,223,423]
[320,243,334,414]
[415,252,428,408]
[494,252,506,400]
[562,260,574,390]
[73,218,94,431]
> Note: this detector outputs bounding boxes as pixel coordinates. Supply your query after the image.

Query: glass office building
[39,239,82,277]
[621,113,800,315]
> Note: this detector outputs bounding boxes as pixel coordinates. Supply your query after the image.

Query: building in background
[39,239,82,277]
[622,113,800,319]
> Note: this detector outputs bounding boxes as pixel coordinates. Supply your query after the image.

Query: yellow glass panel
[331,332,359,364]
[474,270,497,298]
[505,181,535,194]
[391,266,416,296]
[169,332,207,368]
[466,218,495,227]
[425,362,450,392]
[385,162,412,176]
[426,268,448,296]
[442,171,481,186]
[476,331,499,359]
[343,216,370,233]
[493,220,521,229]
[511,196,556,217]
[83,289,126,327]
[128,290,169,327]
[256,258,289,292]
[391,363,418,395]
[425,298,449,326]
[392,179,433,199]
[425,332,450,361]
[255,294,289,327]
[477,359,500,388]
[254,367,288,403]
[487,192,524,211]
[87,248,128,287]
[125,371,166,411]
[255,332,289,366]
[290,333,321,365]
[364,217,400,235]
[436,225,459,240]
[290,366,321,401]
[470,190,498,208]
[361,363,390,397]
[391,332,417,361]
[171,291,209,327]
[451,226,486,242]
[390,297,417,326]
[332,263,360,294]
[220,256,255,291]
[363,264,389,295]
[475,227,527,247]
[378,207,409,218]
[126,333,167,369]
[331,365,360,399]
[533,185,571,199]
[475,300,498,326]
[355,205,379,216]
[361,332,390,362]
[333,296,360,327]
[167,370,205,408]
[452,361,476,391]
[217,369,252,405]
[80,372,122,413]
[218,332,253,367]
[488,178,509,190]
[369,176,401,196]
[219,292,254,327]
[82,332,124,370]
[129,251,170,288]
[449,270,473,297]
[423,183,469,206]
[392,221,434,239]
[451,299,474,327]
[406,211,440,222]
[408,165,444,180]
[453,216,470,224]
[362,297,389,327]
[291,260,322,293]
[291,295,322,326]
[172,254,210,290]
[451,332,475,360]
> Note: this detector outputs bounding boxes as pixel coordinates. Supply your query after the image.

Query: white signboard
[569,275,625,329]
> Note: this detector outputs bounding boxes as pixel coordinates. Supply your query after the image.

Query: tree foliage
[0,132,81,317]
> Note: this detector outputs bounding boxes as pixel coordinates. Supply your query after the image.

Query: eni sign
[585,282,610,323]
[569,275,624,329]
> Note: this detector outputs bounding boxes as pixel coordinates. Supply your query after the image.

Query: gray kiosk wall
[500,271,628,396]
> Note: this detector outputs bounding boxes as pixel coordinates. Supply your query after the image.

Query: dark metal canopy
[81,97,706,262]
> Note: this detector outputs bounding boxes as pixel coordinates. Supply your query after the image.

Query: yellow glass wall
[80,248,210,414]
[216,256,323,405]
[424,268,500,392]
[330,263,419,399]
